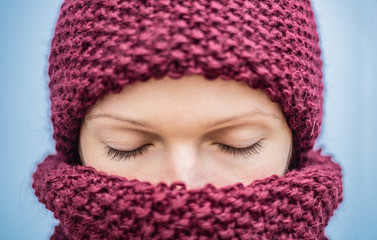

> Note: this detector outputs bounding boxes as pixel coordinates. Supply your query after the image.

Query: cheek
[79,128,114,169]
[262,135,292,176]
[222,138,290,179]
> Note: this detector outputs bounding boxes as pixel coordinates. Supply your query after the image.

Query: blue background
[0,0,376,239]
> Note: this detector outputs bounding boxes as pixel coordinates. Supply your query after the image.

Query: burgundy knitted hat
[49,0,323,167]
[32,0,343,239]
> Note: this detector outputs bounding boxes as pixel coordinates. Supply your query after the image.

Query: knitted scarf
[32,148,342,240]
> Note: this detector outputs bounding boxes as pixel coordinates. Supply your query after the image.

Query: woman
[32,0,343,239]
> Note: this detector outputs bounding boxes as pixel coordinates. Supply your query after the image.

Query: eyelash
[216,141,263,160]
[105,144,153,162]
[105,142,263,162]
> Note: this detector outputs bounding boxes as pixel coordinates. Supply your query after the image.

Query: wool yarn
[32,0,344,239]
[33,149,342,240]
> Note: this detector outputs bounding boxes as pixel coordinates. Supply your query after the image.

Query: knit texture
[32,149,343,240]
[48,0,324,167]
[32,0,345,239]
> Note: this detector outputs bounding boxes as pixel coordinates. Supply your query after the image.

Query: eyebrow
[86,109,281,128]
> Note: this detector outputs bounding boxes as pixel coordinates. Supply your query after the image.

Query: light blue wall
[312,0,377,239]
[0,1,61,239]
[0,0,376,239]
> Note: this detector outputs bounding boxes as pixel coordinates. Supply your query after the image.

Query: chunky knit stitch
[32,0,344,239]
[33,149,342,240]
[48,0,324,167]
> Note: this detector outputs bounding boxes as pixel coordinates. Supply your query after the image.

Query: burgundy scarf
[32,148,342,240]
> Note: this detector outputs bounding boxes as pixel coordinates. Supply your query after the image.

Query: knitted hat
[48,0,324,168]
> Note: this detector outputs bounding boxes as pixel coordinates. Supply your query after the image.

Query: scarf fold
[32,148,343,240]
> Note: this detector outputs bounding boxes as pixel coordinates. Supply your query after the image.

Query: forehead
[87,75,284,125]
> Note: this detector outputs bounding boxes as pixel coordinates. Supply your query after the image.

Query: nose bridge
[165,141,204,188]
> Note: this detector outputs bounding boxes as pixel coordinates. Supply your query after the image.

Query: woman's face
[79,75,292,189]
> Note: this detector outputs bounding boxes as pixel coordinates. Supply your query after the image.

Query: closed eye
[216,141,262,159]
[105,141,263,162]
[105,144,152,161]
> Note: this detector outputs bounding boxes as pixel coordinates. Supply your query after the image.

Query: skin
[79,75,293,190]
